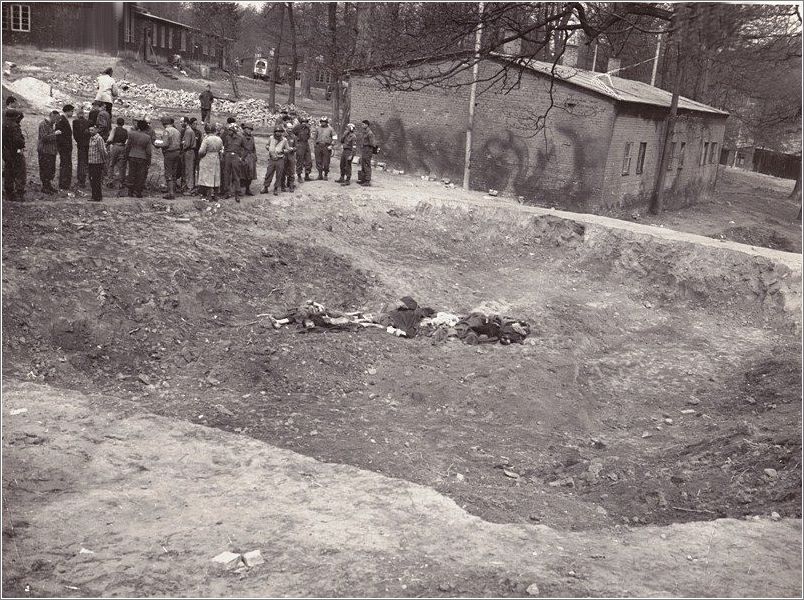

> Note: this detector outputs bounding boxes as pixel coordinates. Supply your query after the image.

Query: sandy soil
[3,382,801,598]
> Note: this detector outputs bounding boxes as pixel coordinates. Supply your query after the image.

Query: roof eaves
[132,8,234,41]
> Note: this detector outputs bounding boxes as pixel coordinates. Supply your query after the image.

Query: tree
[287,3,299,105]
[189,2,243,98]
[269,3,285,109]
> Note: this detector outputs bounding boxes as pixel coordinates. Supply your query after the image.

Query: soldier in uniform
[240,123,257,196]
[292,117,312,182]
[221,122,245,202]
[282,121,297,192]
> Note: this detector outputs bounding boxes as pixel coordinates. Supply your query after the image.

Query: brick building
[2,2,229,68]
[350,55,728,214]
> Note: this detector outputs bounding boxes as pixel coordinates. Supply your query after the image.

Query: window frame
[635,141,647,175]
[666,141,676,171]
[701,141,709,167]
[7,4,30,32]
[168,27,174,50]
[621,142,632,176]
[677,141,686,169]
[709,142,718,164]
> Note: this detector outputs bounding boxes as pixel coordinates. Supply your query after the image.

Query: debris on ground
[211,551,244,570]
[267,298,531,345]
[45,74,309,126]
[5,76,69,111]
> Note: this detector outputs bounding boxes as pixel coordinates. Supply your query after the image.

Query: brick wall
[349,70,471,183]
[469,61,616,211]
[350,58,726,215]
[601,105,727,213]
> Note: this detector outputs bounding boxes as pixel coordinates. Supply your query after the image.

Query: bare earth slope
[3,382,801,598]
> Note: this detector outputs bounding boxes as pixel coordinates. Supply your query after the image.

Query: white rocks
[764,468,778,479]
[242,549,264,567]
[771,511,781,521]
[526,583,540,596]
[211,551,243,569]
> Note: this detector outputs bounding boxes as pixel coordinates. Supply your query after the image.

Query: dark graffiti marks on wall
[371,118,465,181]
[475,126,605,210]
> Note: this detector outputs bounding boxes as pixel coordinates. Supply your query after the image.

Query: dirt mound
[711,225,799,253]
[4,76,69,112]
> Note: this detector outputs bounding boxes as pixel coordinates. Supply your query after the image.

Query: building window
[700,142,709,166]
[168,27,174,49]
[621,142,632,175]
[4,4,31,32]
[210,41,216,57]
[161,25,166,48]
[180,29,187,51]
[124,12,133,43]
[709,142,718,164]
[315,69,333,85]
[666,141,676,171]
[635,142,647,174]
[677,142,686,169]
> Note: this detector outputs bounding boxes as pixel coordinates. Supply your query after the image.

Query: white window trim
[9,4,31,32]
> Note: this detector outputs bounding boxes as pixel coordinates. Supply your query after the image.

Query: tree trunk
[287,3,298,106]
[328,2,340,131]
[650,4,686,215]
[269,3,285,110]
[224,43,240,99]
[301,54,313,99]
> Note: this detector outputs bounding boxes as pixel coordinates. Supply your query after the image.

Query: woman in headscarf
[240,123,257,196]
[197,123,223,201]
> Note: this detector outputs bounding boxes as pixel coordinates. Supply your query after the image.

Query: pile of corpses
[267,297,530,345]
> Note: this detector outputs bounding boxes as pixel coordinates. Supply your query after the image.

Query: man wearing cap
[262,126,289,196]
[199,84,214,124]
[157,116,181,199]
[180,117,197,194]
[221,121,245,201]
[190,117,203,192]
[358,119,377,187]
[72,106,91,188]
[95,67,118,118]
[312,116,336,180]
[282,121,298,192]
[273,109,289,131]
[240,123,257,196]
[3,109,26,201]
[337,123,357,186]
[55,104,75,190]
[87,125,108,202]
[292,117,313,182]
[38,110,61,194]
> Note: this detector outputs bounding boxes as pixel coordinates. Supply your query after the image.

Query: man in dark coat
[199,85,214,123]
[72,106,91,188]
[3,109,26,201]
[55,104,75,189]
[358,119,377,186]
[337,123,357,185]
[292,117,313,182]
[221,123,245,202]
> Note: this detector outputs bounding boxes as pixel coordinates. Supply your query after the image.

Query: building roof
[131,6,234,41]
[495,54,729,116]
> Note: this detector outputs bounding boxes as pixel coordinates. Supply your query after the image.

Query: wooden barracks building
[350,53,728,215]
[2,2,230,68]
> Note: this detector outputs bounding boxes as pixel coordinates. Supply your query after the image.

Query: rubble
[45,73,309,126]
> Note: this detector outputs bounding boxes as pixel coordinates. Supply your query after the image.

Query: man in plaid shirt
[87,126,108,202]
[38,110,60,193]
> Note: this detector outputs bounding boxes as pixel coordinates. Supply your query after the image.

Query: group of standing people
[3,66,382,204]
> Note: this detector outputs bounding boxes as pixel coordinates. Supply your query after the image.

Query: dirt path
[3,381,800,598]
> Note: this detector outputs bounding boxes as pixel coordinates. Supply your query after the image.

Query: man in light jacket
[95,67,118,118]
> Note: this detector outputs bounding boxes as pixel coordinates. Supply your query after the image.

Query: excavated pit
[2,193,801,530]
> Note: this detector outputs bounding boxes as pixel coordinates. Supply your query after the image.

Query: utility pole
[650,34,662,86]
[463,1,484,190]
[591,41,598,71]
